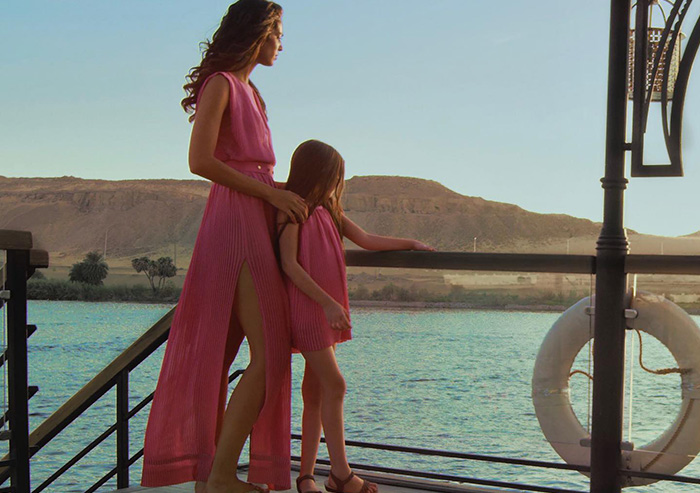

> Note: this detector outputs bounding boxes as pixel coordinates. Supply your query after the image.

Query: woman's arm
[278,214,351,330]
[342,215,435,251]
[188,74,307,222]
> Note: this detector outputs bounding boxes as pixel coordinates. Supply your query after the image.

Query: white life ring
[532,291,700,486]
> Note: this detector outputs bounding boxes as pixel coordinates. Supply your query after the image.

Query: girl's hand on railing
[268,188,308,224]
[410,240,436,252]
[323,300,351,331]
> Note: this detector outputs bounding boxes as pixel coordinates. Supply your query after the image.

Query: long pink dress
[287,206,351,352]
[141,72,291,490]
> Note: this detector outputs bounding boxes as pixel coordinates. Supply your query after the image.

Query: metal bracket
[580,437,635,451]
[0,290,9,301]
[624,309,639,319]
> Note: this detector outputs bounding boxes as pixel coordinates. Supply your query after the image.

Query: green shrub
[69,252,109,285]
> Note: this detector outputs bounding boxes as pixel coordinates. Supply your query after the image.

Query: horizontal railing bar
[619,468,700,484]
[626,254,700,274]
[0,325,39,367]
[0,387,38,428]
[86,449,143,493]
[229,369,245,383]
[28,250,48,269]
[124,328,171,374]
[33,423,118,493]
[347,250,700,276]
[0,311,173,482]
[30,366,245,489]
[127,369,243,420]
[291,434,588,473]
[2,309,174,470]
[28,366,243,490]
[127,393,153,421]
[346,251,596,274]
[0,231,32,251]
[129,449,143,466]
[86,464,116,493]
[296,457,585,493]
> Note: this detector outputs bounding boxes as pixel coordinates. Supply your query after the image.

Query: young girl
[278,140,434,493]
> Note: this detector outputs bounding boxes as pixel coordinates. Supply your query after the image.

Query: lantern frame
[630,0,694,177]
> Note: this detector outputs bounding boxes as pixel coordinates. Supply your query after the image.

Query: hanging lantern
[628,0,684,101]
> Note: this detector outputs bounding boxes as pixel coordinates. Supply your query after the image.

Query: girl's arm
[342,215,435,251]
[188,74,307,223]
[278,212,351,331]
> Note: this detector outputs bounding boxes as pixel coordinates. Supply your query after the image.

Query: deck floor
[109,468,503,493]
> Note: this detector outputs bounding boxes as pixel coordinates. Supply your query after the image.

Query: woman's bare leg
[302,348,376,493]
[196,325,243,493]
[298,364,322,492]
[205,263,267,493]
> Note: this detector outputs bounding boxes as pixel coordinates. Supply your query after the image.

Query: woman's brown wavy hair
[285,140,346,237]
[181,0,282,122]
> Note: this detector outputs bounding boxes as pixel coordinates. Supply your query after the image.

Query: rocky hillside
[0,175,604,264]
[344,176,601,252]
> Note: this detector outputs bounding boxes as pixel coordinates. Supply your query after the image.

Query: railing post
[6,249,31,493]
[590,1,631,492]
[116,369,129,489]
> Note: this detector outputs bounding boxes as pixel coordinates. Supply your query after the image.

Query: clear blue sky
[3,1,700,237]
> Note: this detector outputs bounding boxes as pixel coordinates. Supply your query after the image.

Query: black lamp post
[590,3,631,491]
[591,0,698,491]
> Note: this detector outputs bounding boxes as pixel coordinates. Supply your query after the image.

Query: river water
[4,301,698,492]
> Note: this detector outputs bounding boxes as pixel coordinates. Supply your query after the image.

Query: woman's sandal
[296,474,322,493]
[324,471,377,493]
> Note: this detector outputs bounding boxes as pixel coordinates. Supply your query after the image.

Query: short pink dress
[141,72,291,490]
[287,206,352,352]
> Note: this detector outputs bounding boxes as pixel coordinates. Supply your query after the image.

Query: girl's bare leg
[204,263,267,493]
[298,364,322,492]
[301,348,377,493]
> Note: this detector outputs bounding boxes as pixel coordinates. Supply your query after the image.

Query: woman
[141,2,306,492]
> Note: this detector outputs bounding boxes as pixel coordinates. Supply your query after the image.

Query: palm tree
[69,251,109,285]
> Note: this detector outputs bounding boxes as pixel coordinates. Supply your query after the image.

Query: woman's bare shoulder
[200,73,230,98]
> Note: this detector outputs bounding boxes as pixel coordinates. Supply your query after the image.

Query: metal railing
[0,230,48,493]
[4,242,700,491]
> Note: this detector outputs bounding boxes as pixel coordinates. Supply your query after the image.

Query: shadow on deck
[110,466,503,493]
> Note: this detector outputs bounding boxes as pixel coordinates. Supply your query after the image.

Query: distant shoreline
[349,300,568,312]
[26,281,700,315]
[349,299,700,315]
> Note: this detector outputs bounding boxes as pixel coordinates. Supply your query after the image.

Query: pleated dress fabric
[287,206,352,352]
[141,72,292,490]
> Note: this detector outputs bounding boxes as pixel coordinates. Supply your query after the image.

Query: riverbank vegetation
[28,278,579,307]
[28,279,181,303]
[349,283,583,308]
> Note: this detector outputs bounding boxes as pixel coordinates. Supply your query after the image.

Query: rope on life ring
[532,291,700,487]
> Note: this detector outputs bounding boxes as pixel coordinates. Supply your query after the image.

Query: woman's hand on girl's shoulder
[268,188,308,224]
[410,240,436,251]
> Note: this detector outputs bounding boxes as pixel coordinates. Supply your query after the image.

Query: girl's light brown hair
[181,0,282,121]
[285,140,345,236]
